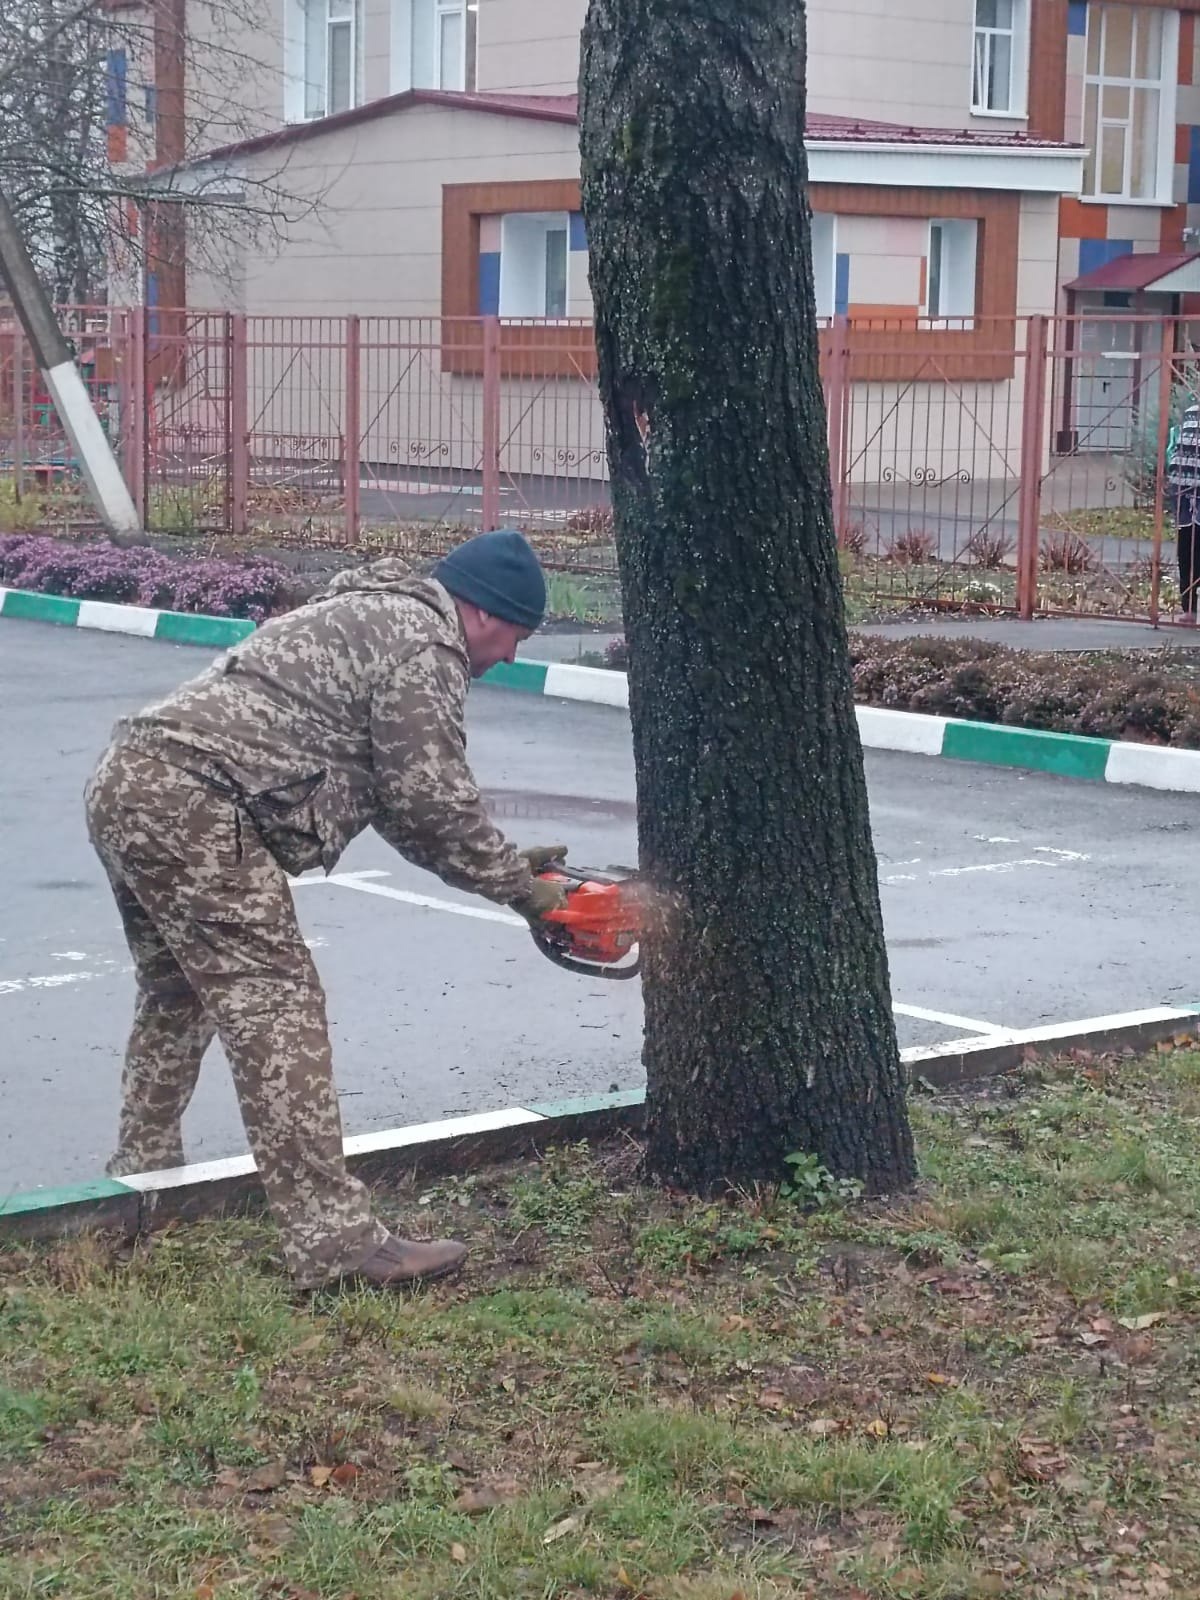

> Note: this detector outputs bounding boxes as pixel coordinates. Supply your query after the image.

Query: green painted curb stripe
[153,611,256,648]
[526,1088,646,1119]
[0,1177,133,1216]
[942,719,1112,781]
[482,659,549,693]
[1,589,82,626]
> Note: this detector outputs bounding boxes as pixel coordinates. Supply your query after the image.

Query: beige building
[115,1,1200,487]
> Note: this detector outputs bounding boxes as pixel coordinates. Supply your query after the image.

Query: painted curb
[507,659,1200,793]
[4,587,1200,791]
[0,586,255,649]
[3,1006,1196,1248]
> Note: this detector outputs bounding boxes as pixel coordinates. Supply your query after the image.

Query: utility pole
[0,188,141,536]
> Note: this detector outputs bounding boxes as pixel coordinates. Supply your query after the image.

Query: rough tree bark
[579,0,917,1194]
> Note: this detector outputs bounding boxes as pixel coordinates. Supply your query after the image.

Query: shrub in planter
[885,528,939,565]
[964,527,1014,569]
[1040,530,1096,574]
[847,632,1200,748]
[0,534,289,621]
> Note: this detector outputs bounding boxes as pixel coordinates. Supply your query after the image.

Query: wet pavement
[3,620,1198,1191]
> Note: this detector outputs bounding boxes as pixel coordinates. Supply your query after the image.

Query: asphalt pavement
[3,620,1198,1192]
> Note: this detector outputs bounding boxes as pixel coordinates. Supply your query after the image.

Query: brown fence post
[344,315,360,545]
[481,316,501,530]
[1149,322,1175,628]
[229,313,249,537]
[826,313,851,545]
[1016,314,1048,620]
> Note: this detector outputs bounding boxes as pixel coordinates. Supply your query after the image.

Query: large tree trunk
[579,0,916,1194]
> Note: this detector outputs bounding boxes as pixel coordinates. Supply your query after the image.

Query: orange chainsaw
[529,863,643,979]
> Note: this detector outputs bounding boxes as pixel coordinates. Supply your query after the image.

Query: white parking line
[892,1003,1008,1037]
[302,871,1010,1039]
[315,871,525,927]
[0,971,110,996]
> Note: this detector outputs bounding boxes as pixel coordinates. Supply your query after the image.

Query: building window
[499,213,570,317]
[926,219,978,321]
[436,0,477,90]
[810,212,836,319]
[1082,3,1178,201]
[400,0,477,92]
[304,0,361,119]
[972,0,1027,115]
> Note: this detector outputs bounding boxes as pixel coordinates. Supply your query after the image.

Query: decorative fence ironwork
[2,308,1199,623]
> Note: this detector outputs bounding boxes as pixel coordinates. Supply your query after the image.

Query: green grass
[543,571,622,626]
[6,1049,1200,1596]
[1044,505,1173,543]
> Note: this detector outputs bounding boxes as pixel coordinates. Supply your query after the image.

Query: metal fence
[821,313,1197,626]
[2,307,1199,623]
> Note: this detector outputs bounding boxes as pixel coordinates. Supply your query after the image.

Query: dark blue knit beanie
[433,529,546,629]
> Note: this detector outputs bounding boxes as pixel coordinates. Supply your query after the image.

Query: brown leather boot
[345,1231,467,1287]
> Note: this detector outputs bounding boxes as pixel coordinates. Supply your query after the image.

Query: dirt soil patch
[5,1046,1200,1596]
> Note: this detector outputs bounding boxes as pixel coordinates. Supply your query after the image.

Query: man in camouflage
[85,530,567,1291]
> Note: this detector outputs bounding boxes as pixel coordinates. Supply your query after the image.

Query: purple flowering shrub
[0,535,288,622]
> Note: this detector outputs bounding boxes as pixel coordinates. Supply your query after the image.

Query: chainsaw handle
[529,923,642,980]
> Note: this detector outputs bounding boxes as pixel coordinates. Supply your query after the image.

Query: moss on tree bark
[579,0,917,1194]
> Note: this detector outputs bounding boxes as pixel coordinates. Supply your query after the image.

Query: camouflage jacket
[113,563,535,903]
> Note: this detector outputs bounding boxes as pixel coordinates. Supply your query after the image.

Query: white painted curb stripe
[1103,742,1200,793]
[545,660,630,708]
[77,599,159,637]
[117,1108,548,1192]
[900,1003,1198,1067]
[343,1106,544,1157]
[118,1153,259,1192]
[856,704,947,756]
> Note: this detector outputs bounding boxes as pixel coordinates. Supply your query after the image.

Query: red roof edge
[169,90,1077,175]
[1064,251,1198,293]
[177,90,579,171]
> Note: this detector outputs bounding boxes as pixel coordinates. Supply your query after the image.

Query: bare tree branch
[1,0,320,302]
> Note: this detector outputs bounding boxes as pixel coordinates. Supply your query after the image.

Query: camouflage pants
[85,742,388,1288]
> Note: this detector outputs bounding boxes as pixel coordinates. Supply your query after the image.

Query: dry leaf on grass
[1119,1312,1166,1331]
[449,1543,468,1564]
[807,1417,841,1437]
[309,1466,333,1488]
[543,1513,584,1544]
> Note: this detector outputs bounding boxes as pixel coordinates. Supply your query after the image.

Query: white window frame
[393,0,476,92]
[434,0,477,91]
[810,212,837,320]
[971,0,1029,118]
[499,212,571,320]
[1081,3,1179,205]
[924,218,979,326]
[299,0,361,121]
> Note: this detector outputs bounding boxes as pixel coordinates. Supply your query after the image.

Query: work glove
[519,844,569,874]
[514,876,569,924]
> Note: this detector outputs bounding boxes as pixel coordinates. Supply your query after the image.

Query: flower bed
[0,534,289,622]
